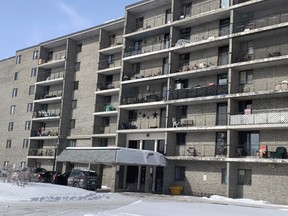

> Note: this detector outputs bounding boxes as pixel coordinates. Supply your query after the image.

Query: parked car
[37,171,58,183]
[32,167,47,182]
[67,169,101,190]
[53,171,71,185]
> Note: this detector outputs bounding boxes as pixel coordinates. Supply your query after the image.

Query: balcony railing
[176,144,223,157]
[121,91,164,105]
[230,111,288,125]
[96,82,120,91]
[38,51,66,65]
[35,90,63,100]
[127,14,169,34]
[234,11,288,33]
[98,58,122,70]
[28,148,55,157]
[234,44,288,63]
[94,124,117,134]
[37,71,64,82]
[169,85,228,100]
[31,128,59,137]
[119,117,163,130]
[124,39,171,57]
[101,35,123,49]
[176,25,230,46]
[33,109,60,118]
[95,103,117,113]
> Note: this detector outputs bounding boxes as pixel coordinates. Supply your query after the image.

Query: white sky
[0,182,287,216]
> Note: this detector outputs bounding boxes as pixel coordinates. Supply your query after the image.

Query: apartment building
[1,0,288,205]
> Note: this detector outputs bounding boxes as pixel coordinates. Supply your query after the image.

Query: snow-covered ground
[0,182,287,216]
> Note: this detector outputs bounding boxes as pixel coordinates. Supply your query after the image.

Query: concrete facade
[1,0,288,205]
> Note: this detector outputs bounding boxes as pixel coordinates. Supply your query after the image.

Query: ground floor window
[175,166,185,181]
[238,169,252,185]
[221,168,227,184]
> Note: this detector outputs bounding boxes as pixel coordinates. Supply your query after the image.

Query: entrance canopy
[57,147,167,166]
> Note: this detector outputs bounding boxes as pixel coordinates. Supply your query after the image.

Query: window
[70,119,76,129]
[12,88,18,97]
[67,139,77,147]
[179,53,190,68]
[21,162,26,169]
[165,9,172,24]
[180,28,191,40]
[108,55,114,64]
[14,72,19,80]
[31,68,37,77]
[238,169,252,185]
[47,51,53,61]
[175,166,185,181]
[10,105,16,114]
[181,3,192,18]
[176,133,187,145]
[134,40,142,52]
[102,117,110,127]
[27,103,33,112]
[135,17,144,30]
[220,0,230,8]
[239,100,252,114]
[23,139,29,148]
[240,70,253,84]
[3,161,9,168]
[100,138,108,147]
[176,106,187,118]
[6,140,12,148]
[73,81,79,90]
[25,121,31,130]
[32,51,39,60]
[216,132,227,155]
[218,46,229,65]
[74,62,80,72]
[8,122,14,131]
[221,168,227,184]
[132,63,141,75]
[157,140,165,154]
[217,103,227,125]
[72,100,77,109]
[218,74,228,86]
[128,110,137,122]
[16,55,21,64]
[76,44,82,53]
[239,131,259,156]
[29,85,35,95]
[219,18,230,36]
[109,34,116,46]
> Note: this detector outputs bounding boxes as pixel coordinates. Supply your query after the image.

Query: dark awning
[57,147,167,166]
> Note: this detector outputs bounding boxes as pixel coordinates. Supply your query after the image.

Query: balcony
[175,144,224,158]
[32,109,60,121]
[36,71,64,83]
[35,90,63,101]
[96,82,120,91]
[38,51,66,69]
[123,64,169,81]
[31,128,59,138]
[94,103,117,114]
[98,58,122,71]
[230,111,288,125]
[234,44,288,64]
[100,35,123,50]
[94,124,117,134]
[121,91,164,105]
[234,11,288,34]
[169,85,228,100]
[127,14,169,34]
[28,148,55,157]
[124,38,171,58]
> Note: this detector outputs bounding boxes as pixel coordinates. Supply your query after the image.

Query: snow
[0,182,287,216]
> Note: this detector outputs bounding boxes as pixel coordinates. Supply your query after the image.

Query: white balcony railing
[230,111,288,125]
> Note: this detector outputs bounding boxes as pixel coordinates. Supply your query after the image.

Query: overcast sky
[0,0,139,60]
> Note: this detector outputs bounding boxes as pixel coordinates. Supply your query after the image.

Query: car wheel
[73,182,80,188]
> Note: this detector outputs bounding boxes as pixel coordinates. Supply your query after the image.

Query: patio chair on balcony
[172,118,181,127]
[269,147,287,159]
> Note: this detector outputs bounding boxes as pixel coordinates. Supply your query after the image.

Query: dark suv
[67,169,101,190]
